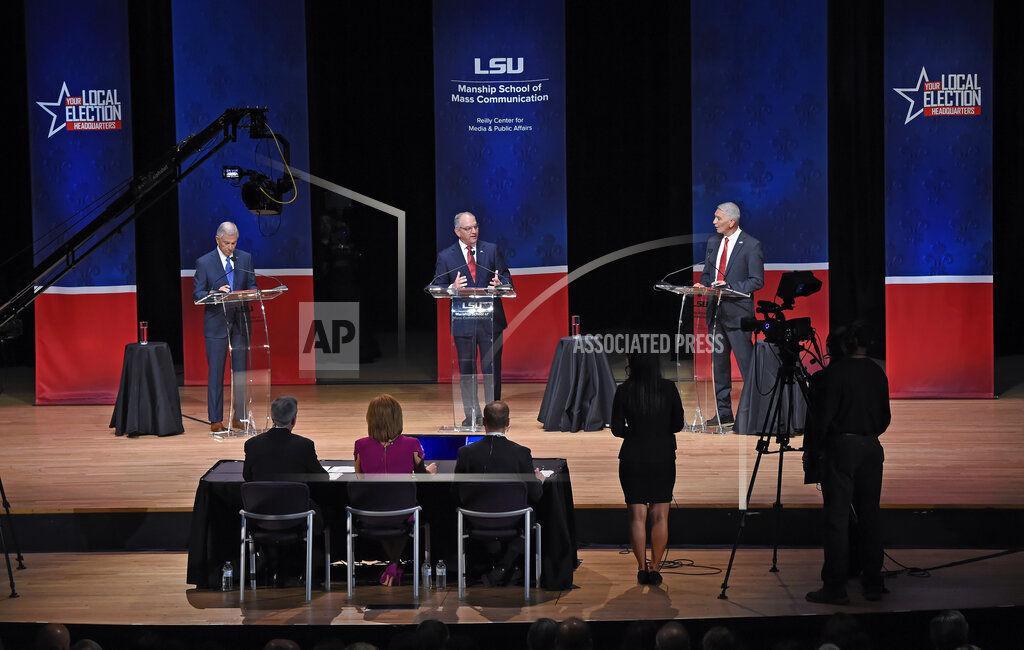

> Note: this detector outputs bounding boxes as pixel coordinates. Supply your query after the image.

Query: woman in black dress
[611,352,684,585]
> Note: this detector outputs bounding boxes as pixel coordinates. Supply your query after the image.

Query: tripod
[0,472,25,598]
[718,344,810,600]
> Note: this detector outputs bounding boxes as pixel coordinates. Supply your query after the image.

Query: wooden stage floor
[1,380,1022,514]
[0,548,1021,627]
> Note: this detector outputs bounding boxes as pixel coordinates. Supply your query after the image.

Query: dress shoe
[481,565,509,587]
[863,584,889,601]
[210,421,227,433]
[805,587,850,605]
[231,419,246,431]
[704,417,734,428]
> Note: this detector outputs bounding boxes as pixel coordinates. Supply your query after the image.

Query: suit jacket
[192,249,258,339]
[454,435,542,503]
[242,427,329,482]
[432,240,512,330]
[699,231,765,328]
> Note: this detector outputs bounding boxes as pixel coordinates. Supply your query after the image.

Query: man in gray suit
[694,202,764,426]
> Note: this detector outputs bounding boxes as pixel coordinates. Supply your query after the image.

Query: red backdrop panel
[436,271,568,382]
[692,269,830,380]
[886,282,993,398]
[35,291,138,405]
[181,274,314,386]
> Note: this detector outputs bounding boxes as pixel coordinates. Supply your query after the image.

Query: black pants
[712,325,754,420]
[821,434,884,592]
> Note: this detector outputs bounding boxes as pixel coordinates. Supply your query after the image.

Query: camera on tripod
[739,270,822,348]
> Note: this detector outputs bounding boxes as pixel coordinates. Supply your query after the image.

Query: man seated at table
[243,396,328,482]
[454,400,545,585]
[242,396,329,586]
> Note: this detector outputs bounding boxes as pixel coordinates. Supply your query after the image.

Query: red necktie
[466,247,477,283]
[717,237,729,282]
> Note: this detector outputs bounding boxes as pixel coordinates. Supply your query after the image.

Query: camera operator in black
[805,322,891,605]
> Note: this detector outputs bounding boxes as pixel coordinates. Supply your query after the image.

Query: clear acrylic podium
[426,284,516,432]
[195,285,288,438]
[655,282,748,434]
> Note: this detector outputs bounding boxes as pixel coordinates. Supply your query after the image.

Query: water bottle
[422,561,432,592]
[221,561,234,591]
[435,559,447,591]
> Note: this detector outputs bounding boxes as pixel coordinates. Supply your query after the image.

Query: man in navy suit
[433,212,513,426]
[694,202,764,427]
[192,222,258,432]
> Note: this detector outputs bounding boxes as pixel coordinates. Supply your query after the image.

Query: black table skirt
[735,341,808,436]
[538,336,616,432]
[109,342,184,437]
[186,458,578,591]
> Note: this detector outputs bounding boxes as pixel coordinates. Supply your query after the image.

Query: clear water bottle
[422,561,432,592]
[435,559,447,591]
[221,561,234,591]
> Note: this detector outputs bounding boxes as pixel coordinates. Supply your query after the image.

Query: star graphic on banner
[893,67,929,125]
[36,81,71,138]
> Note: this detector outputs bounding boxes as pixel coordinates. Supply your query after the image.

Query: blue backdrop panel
[25,0,135,287]
[433,0,567,269]
[172,0,312,269]
[25,0,137,404]
[884,0,992,278]
[884,0,993,398]
[690,0,828,266]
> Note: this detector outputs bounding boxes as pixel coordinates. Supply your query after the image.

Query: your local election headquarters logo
[893,66,981,125]
[36,81,123,138]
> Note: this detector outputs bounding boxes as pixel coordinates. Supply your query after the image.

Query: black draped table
[109,342,184,437]
[186,458,578,591]
[735,341,808,435]
[537,336,616,432]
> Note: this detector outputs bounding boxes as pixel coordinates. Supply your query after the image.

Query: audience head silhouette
[656,622,691,650]
[556,617,592,650]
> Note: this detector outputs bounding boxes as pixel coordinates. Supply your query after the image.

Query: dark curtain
[827,0,886,354]
[565,1,692,336]
[129,0,182,366]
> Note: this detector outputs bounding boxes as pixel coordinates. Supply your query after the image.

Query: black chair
[457,481,542,602]
[239,481,330,602]
[345,478,427,598]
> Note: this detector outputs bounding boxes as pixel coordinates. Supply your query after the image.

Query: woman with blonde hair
[353,394,436,585]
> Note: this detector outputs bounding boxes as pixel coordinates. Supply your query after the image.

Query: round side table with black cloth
[734,341,807,436]
[110,342,184,437]
[538,336,616,432]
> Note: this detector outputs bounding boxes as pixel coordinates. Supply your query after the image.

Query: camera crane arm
[0,107,269,332]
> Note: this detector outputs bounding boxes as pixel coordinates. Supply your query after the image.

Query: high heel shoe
[379,562,403,587]
[646,561,663,586]
[637,569,650,585]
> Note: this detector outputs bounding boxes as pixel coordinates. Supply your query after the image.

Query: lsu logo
[474,57,524,75]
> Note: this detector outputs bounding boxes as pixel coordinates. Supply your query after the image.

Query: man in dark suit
[243,396,328,482]
[192,222,258,432]
[694,202,765,427]
[455,400,544,585]
[433,212,513,426]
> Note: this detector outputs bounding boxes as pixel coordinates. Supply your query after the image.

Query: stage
[2,378,1022,515]
[0,372,1022,646]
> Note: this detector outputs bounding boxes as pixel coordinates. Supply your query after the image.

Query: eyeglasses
[457,225,479,231]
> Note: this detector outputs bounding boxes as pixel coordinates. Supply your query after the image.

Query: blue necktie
[225,257,234,291]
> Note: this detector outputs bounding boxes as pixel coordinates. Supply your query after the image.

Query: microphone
[426,255,512,289]
[658,263,699,284]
